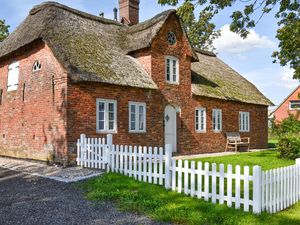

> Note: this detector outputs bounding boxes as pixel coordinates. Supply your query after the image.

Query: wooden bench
[225,132,250,152]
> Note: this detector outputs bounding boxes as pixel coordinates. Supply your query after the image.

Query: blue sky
[1,0,299,107]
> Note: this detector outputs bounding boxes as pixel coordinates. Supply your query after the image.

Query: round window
[33,61,42,72]
[167,32,177,45]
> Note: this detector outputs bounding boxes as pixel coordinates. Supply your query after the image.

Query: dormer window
[165,56,179,84]
[33,61,42,72]
[7,61,19,92]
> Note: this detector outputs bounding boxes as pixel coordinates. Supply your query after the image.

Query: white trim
[289,100,300,110]
[96,98,117,133]
[212,109,222,132]
[165,56,179,84]
[239,111,250,132]
[129,101,146,133]
[195,107,206,133]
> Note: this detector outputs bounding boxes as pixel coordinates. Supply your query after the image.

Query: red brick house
[271,85,300,123]
[0,1,273,163]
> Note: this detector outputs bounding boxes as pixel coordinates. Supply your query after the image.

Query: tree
[0,19,9,42]
[158,0,300,79]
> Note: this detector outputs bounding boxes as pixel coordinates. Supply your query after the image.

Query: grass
[268,138,279,148]
[192,150,294,171]
[82,173,300,225]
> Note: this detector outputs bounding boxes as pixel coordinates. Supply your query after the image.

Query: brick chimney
[119,0,140,25]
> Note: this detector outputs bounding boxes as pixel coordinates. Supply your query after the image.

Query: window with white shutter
[7,61,19,92]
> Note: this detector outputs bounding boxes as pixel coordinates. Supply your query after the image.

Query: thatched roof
[191,49,273,106]
[0,2,272,106]
[0,2,199,90]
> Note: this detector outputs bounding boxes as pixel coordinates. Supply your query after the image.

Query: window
[290,100,300,110]
[239,112,250,132]
[7,61,19,92]
[195,108,206,132]
[129,102,146,132]
[212,109,222,132]
[96,99,117,133]
[167,32,177,45]
[32,61,42,72]
[166,56,179,84]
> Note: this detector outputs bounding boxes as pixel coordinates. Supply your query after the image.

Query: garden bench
[225,132,250,152]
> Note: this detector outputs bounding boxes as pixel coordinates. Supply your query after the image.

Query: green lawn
[193,150,294,171]
[81,150,299,225]
[268,138,279,148]
[82,173,300,225]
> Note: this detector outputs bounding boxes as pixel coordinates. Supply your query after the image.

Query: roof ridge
[194,48,216,57]
[30,1,124,27]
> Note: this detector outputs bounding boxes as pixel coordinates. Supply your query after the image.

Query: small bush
[275,115,300,136]
[278,135,300,160]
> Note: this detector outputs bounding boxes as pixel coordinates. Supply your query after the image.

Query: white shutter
[7,61,19,92]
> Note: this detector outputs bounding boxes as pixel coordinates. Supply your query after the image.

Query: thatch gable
[191,49,273,106]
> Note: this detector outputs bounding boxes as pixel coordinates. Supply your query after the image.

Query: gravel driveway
[0,167,167,225]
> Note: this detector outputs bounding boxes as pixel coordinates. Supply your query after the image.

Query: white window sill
[213,130,222,133]
[196,130,206,133]
[129,130,146,134]
[239,130,250,133]
[96,130,117,134]
[166,81,179,85]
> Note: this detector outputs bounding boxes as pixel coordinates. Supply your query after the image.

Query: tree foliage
[158,0,300,79]
[0,19,9,42]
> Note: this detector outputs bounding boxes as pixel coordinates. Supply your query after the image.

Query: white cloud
[243,67,299,105]
[214,25,276,54]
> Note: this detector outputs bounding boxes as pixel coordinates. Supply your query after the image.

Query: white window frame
[195,107,206,132]
[129,101,146,133]
[7,61,19,92]
[289,100,300,110]
[212,109,222,132]
[165,56,179,84]
[96,98,117,133]
[239,112,250,132]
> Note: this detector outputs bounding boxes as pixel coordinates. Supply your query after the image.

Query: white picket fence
[262,159,300,213]
[76,134,300,214]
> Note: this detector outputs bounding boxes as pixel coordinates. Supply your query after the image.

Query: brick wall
[67,82,268,156]
[0,41,68,162]
[273,86,300,123]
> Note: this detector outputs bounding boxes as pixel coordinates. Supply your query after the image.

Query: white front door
[164,105,177,152]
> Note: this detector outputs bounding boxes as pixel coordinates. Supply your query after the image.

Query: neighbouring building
[271,85,300,123]
[0,1,273,163]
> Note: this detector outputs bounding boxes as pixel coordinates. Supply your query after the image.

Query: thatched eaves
[191,49,274,106]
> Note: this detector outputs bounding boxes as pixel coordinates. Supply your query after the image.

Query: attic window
[33,61,42,72]
[167,32,176,45]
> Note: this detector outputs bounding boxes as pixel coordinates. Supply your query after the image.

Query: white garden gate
[77,134,300,214]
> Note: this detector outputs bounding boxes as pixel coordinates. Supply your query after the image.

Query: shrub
[278,135,300,160]
[275,115,300,136]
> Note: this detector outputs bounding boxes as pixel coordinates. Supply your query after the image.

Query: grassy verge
[192,150,294,171]
[82,173,300,225]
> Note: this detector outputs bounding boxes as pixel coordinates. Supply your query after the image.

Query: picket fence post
[80,134,86,168]
[164,144,172,189]
[253,165,262,214]
[296,158,300,167]
[106,134,113,172]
